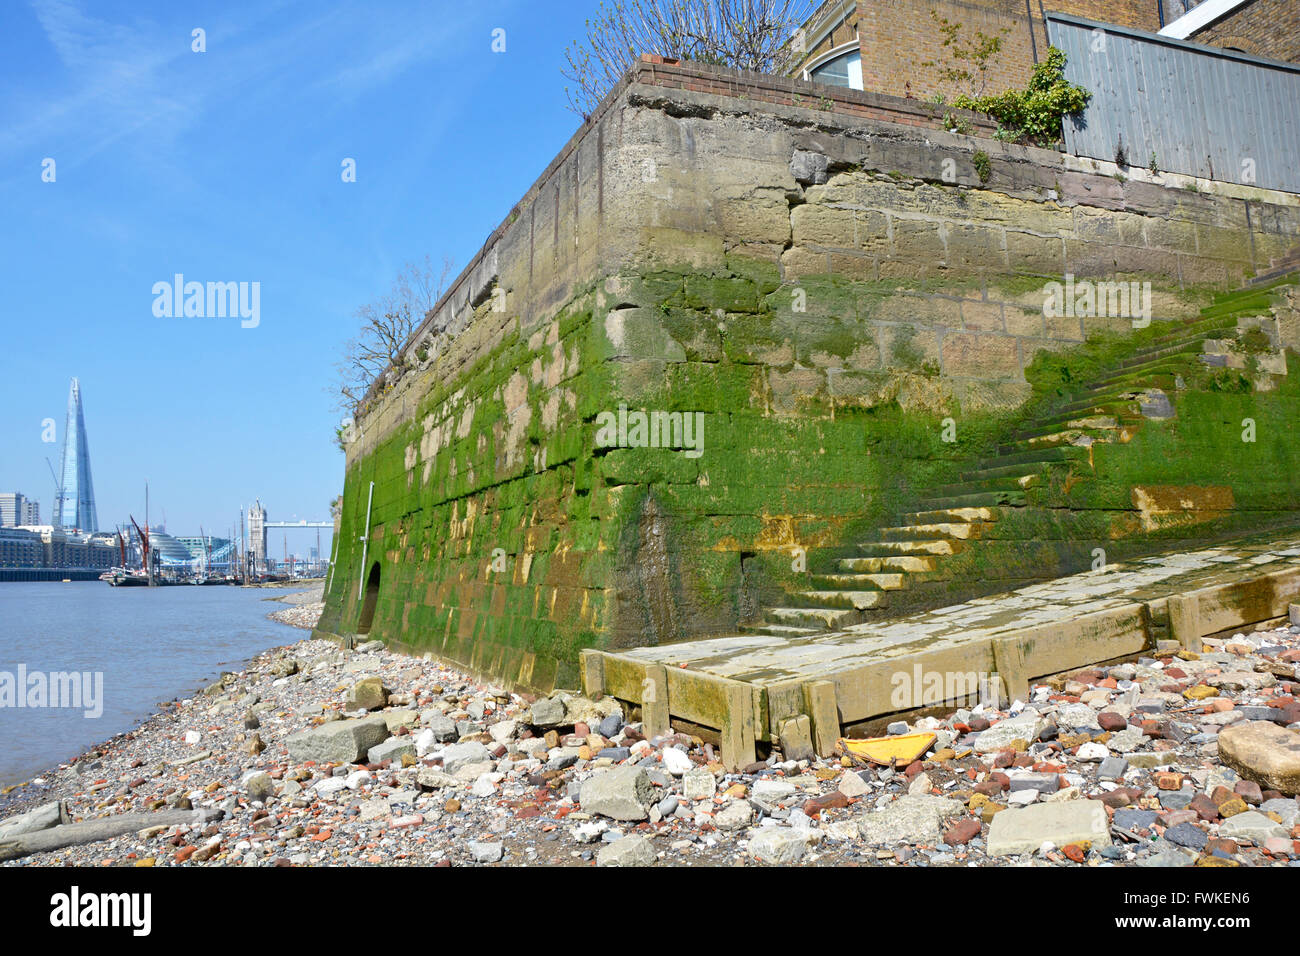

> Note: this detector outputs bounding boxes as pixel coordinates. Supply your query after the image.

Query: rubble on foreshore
[3,617,1300,867]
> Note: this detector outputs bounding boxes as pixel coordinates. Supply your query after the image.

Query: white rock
[838,771,870,798]
[661,747,693,776]
[748,827,810,863]
[414,728,436,756]
[571,820,609,843]
[1076,742,1109,762]
[714,800,754,830]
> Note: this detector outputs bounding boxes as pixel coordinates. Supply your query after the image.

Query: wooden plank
[721,681,757,770]
[1167,592,1202,651]
[992,636,1029,707]
[778,715,815,762]
[1014,605,1151,678]
[1197,566,1300,634]
[663,668,735,730]
[830,642,998,724]
[580,650,605,697]
[599,654,650,703]
[642,664,670,737]
[764,679,805,740]
[802,680,841,757]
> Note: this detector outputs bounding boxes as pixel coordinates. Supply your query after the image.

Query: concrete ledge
[582,530,1300,752]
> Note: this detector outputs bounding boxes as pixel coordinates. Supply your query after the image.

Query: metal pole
[358,481,374,600]
[327,528,339,593]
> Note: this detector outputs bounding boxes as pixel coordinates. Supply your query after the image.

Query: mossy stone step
[809,572,907,591]
[1012,416,1134,443]
[1086,356,1204,392]
[898,506,1001,525]
[916,489,1027,511]
[877,521,995,542]
[959,460,1077,483]
[854,538,963,557]
[740,622,824,637]
[1064,375,1180,407]
[929,474,1039,498]
[791,588,894,610]
[970,445,1091,470]
[995,430,1109,455]
[1107,338,1215,370]
[1199,293,1275,319]
[764,606,865,629]
[837,554,938,573]
[1244,265,1300,289]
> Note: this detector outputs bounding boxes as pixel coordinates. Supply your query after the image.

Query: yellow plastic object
[839,732,937,766]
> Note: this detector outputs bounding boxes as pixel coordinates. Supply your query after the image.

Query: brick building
[1164,0,1300,64]
[790,0,1296,101]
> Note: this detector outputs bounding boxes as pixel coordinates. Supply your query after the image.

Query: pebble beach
[2,591,1299,868]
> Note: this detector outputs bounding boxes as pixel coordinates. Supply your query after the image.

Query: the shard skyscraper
[54,378,98,532]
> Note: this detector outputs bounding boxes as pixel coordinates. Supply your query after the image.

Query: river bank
[3,601,1300,866]
[0,582,317,789]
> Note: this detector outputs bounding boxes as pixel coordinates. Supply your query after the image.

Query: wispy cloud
[3,0,469,179]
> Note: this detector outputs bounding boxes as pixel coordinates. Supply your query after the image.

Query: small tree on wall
[924,9,1010,100]
[334,254,455,414]
[562,0,816,118]
[952,47,1090,148]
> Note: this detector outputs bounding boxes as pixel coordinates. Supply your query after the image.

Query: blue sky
[0,0,596,557]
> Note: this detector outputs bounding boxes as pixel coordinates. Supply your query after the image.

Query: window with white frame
[806,45,862,90]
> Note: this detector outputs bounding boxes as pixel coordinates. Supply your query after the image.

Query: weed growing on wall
[953,47,1090,148]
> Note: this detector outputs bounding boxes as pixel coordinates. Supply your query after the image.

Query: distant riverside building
[175,536,231,560]
[0,493,39,528]
[54,378,99,532]
[3,526,116,570]
[0,527,43,568]
[148,528,198,565]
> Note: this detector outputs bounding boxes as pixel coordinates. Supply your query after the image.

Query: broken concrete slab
[985,799,1111,856]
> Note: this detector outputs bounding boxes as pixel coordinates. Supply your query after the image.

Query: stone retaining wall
[317,62,1300,692]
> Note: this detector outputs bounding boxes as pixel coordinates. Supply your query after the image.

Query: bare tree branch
[334,254,455,415]
[562,0,816,117]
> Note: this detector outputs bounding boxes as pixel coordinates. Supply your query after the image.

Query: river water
[0,582,304,787]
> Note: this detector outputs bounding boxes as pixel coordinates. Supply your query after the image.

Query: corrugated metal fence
[1047,14,1300,195]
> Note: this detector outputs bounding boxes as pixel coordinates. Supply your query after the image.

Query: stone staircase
[1245,247,1300,289]
[744,275,1298,638]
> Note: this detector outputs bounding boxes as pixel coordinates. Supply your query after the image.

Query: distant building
[123,526,196,566]
[0,527,42,568]
[248,500,268,571]
[11,526,116,569]
[175,536,232,561]
[54,378,99,532]
[0,492,39,528]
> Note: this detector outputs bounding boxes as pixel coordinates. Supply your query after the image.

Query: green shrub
[952,47,1089,147]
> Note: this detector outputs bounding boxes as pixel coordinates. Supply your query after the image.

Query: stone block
[941,331,1022,380]
[986,799,1111,856]
[286,716,390,765]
